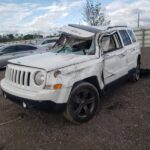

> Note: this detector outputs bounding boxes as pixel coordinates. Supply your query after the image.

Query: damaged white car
[0,24,141,124]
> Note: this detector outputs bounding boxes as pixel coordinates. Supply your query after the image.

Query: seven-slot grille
[6,67,31,86]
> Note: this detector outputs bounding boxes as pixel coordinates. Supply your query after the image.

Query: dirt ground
[0,48,150,150]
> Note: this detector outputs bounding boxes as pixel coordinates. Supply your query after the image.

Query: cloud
[0,0,83,34]
[0,0,150,35]
[0,2,40,34]
[106,0,150,27]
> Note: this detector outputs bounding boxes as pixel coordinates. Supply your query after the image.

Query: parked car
[1,24,141,124]
[37,37,58,49]
[0,44,47,69]
[0,44,5,47]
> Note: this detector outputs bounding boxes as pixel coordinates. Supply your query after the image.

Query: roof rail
[107,25,128,29]
[68,24,101,33]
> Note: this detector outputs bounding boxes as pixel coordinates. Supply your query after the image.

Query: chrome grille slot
[14,70,18,83]
[27,72,31,86]
[10,68,12,81]
[6,66,31,87]
[22,71,25,85]
[18,71,21,84]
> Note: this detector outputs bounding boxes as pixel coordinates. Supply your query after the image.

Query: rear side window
[3,46,17,53]
[17,45,37,51]
[25,46,37,50]
[127,30,136,43]
[119,30,132,46]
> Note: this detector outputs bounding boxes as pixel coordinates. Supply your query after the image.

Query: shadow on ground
[140,68,150,78]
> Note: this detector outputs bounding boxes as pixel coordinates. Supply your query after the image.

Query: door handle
[105,54,111,59]
[132,49,136,51]
[119,53,126,57]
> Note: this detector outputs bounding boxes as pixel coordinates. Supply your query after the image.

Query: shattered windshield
[51,33,95,55]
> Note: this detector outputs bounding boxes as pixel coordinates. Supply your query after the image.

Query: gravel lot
[0,48,150,150]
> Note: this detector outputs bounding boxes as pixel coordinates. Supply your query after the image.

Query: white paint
[9,52,97,71]
[0,25,141,106]
[60,25,94,38]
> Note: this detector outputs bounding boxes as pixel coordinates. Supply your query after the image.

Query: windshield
[51,33,95,55]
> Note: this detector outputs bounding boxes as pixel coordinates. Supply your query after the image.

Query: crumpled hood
[9,52,97,71]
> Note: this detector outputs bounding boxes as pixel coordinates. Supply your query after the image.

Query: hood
[9,52,97,71]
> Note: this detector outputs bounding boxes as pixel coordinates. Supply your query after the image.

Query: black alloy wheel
[64,82,99,124]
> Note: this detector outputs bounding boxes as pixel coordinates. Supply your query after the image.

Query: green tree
[7,34,14,40]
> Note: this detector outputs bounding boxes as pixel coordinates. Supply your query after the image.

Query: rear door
[101,32,128,85]
[126,30,140,70]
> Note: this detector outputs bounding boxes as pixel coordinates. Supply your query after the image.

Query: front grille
[6,67,31,86]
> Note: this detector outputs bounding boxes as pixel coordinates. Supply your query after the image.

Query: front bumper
[1,79,71,111]
[2,91,66,112]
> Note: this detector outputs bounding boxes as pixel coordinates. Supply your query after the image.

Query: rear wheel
[64,82,99,124]
[129,60,140,82]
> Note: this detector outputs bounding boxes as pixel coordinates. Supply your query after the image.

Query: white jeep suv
[0,24,141,124]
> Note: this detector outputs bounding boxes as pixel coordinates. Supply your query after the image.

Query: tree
[83,0,110,26]
[7,34,14,40]
[23,34,34,40]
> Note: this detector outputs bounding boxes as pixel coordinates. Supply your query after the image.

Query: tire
[64,82,100,124]
[129,60,141,82]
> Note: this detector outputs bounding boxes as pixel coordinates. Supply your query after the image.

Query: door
[0,45,18,68]
[100,32,128,85]
[125,30,139,70]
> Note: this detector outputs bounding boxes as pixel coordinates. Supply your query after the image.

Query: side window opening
[127,30,136,43]
[119,30,132,46]
[113,33,122,49]
[101,35,116,53]
[101,32,122,54]
[72,40,92,52]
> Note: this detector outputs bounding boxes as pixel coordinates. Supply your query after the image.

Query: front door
[100,32,128,85]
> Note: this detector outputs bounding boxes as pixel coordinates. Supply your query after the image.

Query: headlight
[34,71,45,86]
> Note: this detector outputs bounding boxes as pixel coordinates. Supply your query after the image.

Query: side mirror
[0,52,3,56]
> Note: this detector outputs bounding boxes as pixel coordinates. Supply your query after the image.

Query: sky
[0,0,150,35]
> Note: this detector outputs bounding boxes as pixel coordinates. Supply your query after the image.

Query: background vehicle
[37,37,58,49]
[0,24,141,124]
[0,44,47,69]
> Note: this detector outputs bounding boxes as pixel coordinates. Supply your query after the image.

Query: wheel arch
[72,76,101,94]
[138,54,141,64]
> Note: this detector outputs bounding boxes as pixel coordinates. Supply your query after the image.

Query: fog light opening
[22,102,27,109]
[4,93,7,99]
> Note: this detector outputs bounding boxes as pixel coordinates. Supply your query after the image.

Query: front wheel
[64,82,100,124]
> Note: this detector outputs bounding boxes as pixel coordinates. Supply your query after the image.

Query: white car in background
[37,37,58,49]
